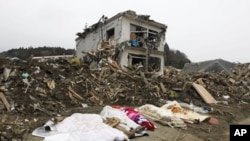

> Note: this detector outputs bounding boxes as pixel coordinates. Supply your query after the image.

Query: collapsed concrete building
[75,10,167,75]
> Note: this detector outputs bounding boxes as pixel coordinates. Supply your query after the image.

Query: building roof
[76,10,167,40]
[182,59,236,75]
[110,10,167,29]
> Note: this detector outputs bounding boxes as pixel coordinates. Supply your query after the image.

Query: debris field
[0,55,249,141]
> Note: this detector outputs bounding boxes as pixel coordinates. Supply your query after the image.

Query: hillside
[0,47,75,60]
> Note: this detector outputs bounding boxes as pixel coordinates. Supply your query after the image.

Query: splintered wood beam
[0,92,11,112]
[68,86,83,100]
[160,82,167,93]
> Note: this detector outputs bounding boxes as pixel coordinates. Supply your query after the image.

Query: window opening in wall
[147,29,158,49]
[128,54,145,69]
[130,24,147,47]
[148,57,161,72]
[128,54,161,72]
[131,55,145,65]
[130,24,160,49]
[106,28,115,41]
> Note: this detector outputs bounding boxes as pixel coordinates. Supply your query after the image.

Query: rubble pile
[0,55,249,140]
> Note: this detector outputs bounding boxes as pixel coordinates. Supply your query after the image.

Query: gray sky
[0,0,249,63]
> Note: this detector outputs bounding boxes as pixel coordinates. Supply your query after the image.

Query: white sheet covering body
[33,113,129,141]
[100,105,141,131]
[161,101,210,123]
[138,101,210,127]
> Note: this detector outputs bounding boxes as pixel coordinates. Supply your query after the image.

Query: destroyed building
[75,10,167,75]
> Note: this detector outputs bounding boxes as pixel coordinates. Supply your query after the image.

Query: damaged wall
[75,17,123,58]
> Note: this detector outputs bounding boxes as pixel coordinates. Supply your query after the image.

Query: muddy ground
[0,57,249,141]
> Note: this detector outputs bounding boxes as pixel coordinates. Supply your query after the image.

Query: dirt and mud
[0,57,249,141]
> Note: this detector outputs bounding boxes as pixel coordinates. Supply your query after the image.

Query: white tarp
[32,113,129,141]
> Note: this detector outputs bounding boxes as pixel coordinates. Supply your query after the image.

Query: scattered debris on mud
[0,55,249,140]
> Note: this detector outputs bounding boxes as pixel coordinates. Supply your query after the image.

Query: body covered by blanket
[32,113,129,141]
[161,101,210,124]
[112,105,156,131]
[100,105,148,138]
[138,104,186,128]
[138,101,211,127]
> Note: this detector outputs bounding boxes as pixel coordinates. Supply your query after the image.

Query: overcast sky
[0,0,249,63]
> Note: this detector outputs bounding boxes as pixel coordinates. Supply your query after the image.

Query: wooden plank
[192,83,217,104]
[98,68,105,79]
[0,92,11,112]
[159,82,167,93]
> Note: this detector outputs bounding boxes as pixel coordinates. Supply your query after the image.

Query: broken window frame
[129,24,159,49]
[128,53,161,72]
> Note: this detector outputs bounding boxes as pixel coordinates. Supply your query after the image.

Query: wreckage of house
[75,10,167,75]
